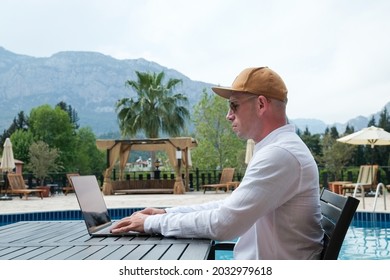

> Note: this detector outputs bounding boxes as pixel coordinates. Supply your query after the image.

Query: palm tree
[116,71,190,138]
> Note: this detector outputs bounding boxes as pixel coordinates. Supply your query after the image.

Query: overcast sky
[1,0,390,124]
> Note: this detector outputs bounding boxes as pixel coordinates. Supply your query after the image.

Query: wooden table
[0,221,212,260]
[328,181,352,194]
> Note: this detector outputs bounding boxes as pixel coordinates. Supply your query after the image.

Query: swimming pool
[1,209,389,260]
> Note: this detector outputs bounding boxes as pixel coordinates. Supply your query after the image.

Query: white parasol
[1,138,16,172]
[245,139,255,164]
[0,138,16,200]
[336,126,390,148]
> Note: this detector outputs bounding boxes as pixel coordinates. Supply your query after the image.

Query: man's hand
[110,212,148,233]
[110,208,166,234]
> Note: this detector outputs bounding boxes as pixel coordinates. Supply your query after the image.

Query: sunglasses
[228,95,258,113]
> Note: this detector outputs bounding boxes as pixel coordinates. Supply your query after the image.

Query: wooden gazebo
[96,137,197,195]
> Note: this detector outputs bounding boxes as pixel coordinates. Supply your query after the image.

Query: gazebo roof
[96,137,197,152]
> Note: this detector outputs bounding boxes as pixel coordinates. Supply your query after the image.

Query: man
[111,67,324,259]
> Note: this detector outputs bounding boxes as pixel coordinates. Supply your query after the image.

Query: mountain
[0,47,389,136]
[290,105,390,134]
[0,47,211,136]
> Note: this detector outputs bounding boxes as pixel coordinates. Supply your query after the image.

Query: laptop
[71,175,153,237]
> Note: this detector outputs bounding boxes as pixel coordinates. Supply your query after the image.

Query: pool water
[216,248,234,260]
[339,222,390,260]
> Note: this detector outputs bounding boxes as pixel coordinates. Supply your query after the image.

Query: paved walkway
[0,191,231,214]
[0,190,389,214]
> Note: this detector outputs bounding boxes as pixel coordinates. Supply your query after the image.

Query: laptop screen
[71,175,111,233]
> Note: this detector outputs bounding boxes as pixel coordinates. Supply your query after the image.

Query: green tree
[2,103,106,176]
[73,127,106,174]
[28,104,76,170]
[320,128,355,180]
[9,129,34,164]
[56,101,80,129]
[26,140,62,185]
[344,124,355,135]
[297,127,322,162]
[191,89,245,170]
[368,115,376,126]
[342,124,364,166]
[116,71,190,138]
[0,111,29,150]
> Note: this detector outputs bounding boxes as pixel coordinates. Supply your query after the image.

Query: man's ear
[258,95,269,110]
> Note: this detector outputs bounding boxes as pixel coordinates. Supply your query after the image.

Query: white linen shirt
[144,124,324,259]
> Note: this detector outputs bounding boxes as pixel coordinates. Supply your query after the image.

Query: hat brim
[211,86,244,99]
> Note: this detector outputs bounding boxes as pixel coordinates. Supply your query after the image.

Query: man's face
[226,93,258,139]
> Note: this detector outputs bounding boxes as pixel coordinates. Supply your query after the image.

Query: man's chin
[235,132,245,139]
[237,133,251,141]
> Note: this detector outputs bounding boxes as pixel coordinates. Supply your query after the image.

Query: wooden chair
[207,189,359,260]
[201,168,236,193]
[341,165,378,196]
[63,173,79,195]
[7,173,44,200]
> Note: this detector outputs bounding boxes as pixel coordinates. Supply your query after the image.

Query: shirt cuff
[144,214,161,234]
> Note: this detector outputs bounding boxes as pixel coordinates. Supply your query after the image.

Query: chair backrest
[320,189,359,259]
[7,173,28,190]
[366,165,378,185]
[219,168,235,184]
[356,165,370,184]
[356,165,378,186]
[66,173,80,188]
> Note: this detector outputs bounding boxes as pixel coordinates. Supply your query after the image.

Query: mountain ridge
[0,47,389,136]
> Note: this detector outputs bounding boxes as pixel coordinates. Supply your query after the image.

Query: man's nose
[226,109,234,120]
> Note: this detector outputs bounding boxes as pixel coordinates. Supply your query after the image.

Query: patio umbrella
[0,138,16,200]
[336,125,390,148]
[337,126,390,192]
[245,139,255,164]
